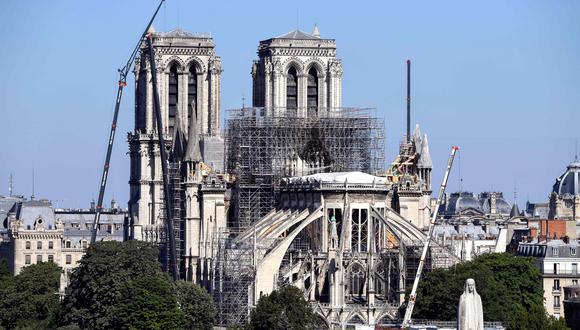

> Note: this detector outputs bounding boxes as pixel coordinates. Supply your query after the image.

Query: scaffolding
[212,228,259,326]
[159,162,185,277]
[225,107,385,229]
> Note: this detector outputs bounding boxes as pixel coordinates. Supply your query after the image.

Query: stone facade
[128,28,227,282]
[0,196,125,283]
[251,27,342,116]
[387,124,433,229]
[518,240,580,318]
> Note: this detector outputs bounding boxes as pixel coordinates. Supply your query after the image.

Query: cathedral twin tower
[128,26,343,280]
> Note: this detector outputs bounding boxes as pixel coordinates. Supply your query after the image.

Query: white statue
[457,278,484,330]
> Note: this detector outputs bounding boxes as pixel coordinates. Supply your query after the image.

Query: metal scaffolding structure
[225,107,385,229]
[159,162,185,277]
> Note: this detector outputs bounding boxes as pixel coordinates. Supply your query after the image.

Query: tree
[411,253,566,330]
[58,240,167,328]
[249,286,320,330]
[174,280,216,330]
[0,261,62,329]
[112,275,186,330]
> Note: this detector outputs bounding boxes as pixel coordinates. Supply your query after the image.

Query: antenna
[296,8,299,30]
[9,173,13,196]
[31,165,35,200]
[241,94,246,108]
[458,150,463,192]
[575,139,578,162]
[406,59,411,144]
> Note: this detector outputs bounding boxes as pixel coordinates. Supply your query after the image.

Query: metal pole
[146,34,179,281]
[406,59,411,144]
[402,146,459,328]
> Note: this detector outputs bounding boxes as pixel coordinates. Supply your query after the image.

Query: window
[307,67,318,112]
[553,247,559,256]
[351,208,368,252]
[554,279,560,291]
[37,255,42,263]
[48,255,54,263]
[25,255,31,265]
[572,247,577,256]
[25,241,31,250]
[573,263,578,274]
[349,264,365,297]
[66,255,72,265]
[188,65,197,123]
[573,280,578,285]
[168,65,179,136]
[37,241,42,249]
[82,240,88,249]
[65,240,71,248]
[48,241,53,249]
[286,67,298,111]
[554,263,559,275]
[554,296,560,307]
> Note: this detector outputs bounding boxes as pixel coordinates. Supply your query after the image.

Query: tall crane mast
[402,145,459,328]
[90,0,165,245]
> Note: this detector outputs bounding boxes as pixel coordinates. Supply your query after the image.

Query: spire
[184,100,202,163]
[418,134,433,168]
[312,24,320,38]
[510,203,520,218]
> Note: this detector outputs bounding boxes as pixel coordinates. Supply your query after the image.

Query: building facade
[128,28,227,281]
[517,240,580,318]
[549,159,580,223]
[0,196,125,279]
[252,26,342,116]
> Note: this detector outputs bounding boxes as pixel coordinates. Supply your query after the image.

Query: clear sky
[0,0,578,209]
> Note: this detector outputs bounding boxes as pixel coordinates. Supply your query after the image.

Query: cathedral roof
[552,159,580,197]
[274,29,320,40]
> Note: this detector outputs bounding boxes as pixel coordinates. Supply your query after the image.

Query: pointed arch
[168,64,179,136]
[163,56,186,72]
[286,66,298,111]
[307,67,318,113]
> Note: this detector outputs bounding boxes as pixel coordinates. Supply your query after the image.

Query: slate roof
[274,29,320,40]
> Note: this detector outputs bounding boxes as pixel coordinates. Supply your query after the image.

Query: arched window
[286,67,298,111]
[307,67,318,112]
[349,264,365,297]
[351,208,368,252]
[168,65,179,136]
[188,65,197,122]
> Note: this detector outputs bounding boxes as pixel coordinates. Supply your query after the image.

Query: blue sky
[0,0,578,208]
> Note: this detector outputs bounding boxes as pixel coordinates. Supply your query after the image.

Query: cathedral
[127,25,440,327]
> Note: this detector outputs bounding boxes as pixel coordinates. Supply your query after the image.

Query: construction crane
[90,0,165,245]
[401,145,459,328]
[144,33,179,281]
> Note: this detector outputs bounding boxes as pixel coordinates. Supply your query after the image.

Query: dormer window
[65,240,71,248]
[553,247,559,256]
[571,247,577,256]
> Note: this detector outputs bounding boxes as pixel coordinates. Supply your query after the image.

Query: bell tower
[128,28,226,282]
[251,25,342,117]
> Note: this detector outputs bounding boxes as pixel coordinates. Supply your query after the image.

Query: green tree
[249,286,320,330]
[174,281,216,330]
[112,275,186,330]
[58,240,167,328]
[412,253,567,330]
[0,261,62,329]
